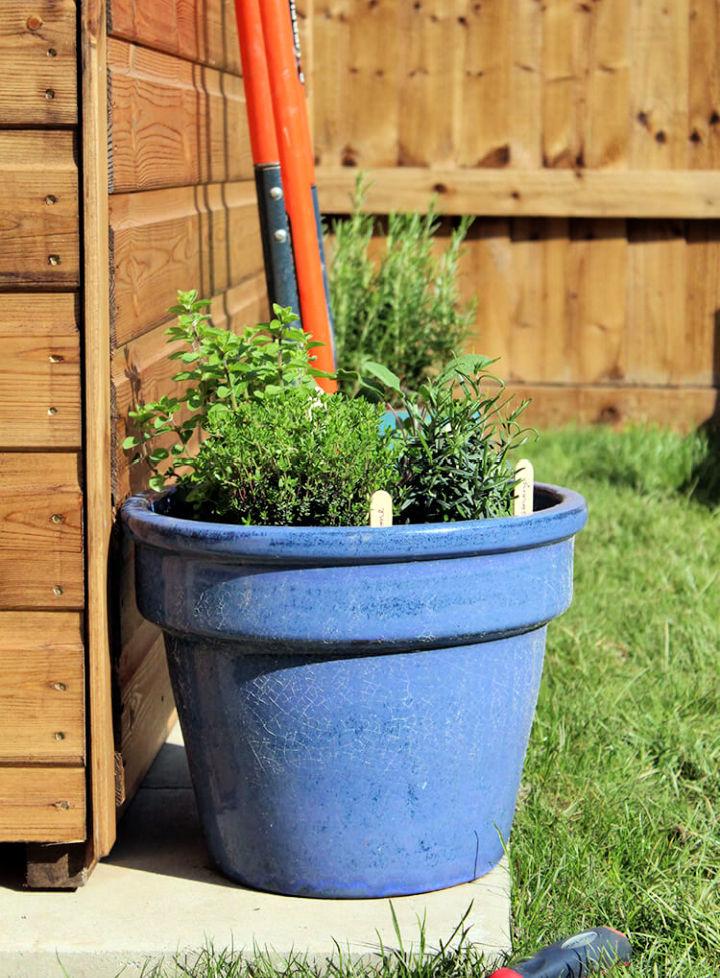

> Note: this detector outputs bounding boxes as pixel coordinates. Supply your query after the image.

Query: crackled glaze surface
[122,484,587,897]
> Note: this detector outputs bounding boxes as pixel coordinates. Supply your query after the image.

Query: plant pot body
[122,485,586,898]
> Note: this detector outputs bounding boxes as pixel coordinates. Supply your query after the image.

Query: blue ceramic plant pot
[121,484,586,898]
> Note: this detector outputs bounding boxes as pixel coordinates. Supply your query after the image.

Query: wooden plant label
[513,459,534,516]
[370,490,393,527]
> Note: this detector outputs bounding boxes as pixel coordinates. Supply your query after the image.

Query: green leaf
[122,435,139,450]
[360,360,402,394]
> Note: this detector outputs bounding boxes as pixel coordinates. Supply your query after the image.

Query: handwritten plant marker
[513,459,534,516]
[370,490,393,527]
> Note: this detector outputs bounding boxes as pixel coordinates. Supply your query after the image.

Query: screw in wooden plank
[48,353,64,362]
[47,48,58,57]
[45,88,55,100]
[52,585,64,596]
[54,732,66,741]
[51,682,67,692]
[48,254,61,265]
[50,513,64,524]
[48,406,58,415]
[45,194,58,205]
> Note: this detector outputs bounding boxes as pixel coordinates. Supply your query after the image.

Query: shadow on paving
[106,741,238,890]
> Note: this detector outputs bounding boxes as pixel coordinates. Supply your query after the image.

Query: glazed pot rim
[120,483,587,565]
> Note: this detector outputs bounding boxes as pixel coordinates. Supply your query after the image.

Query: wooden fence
[304,0,720,430]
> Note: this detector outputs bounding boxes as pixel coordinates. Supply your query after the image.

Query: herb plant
[125,291,531,526]
[365,356,531,522]
[123,292,328,490]
[330,177,475,396]
[183,389,399,526]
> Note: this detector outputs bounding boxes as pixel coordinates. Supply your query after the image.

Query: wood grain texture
[456,0,511,168]
[398,0,457,167]
[0,613,84,764]
[317,167,720,218]
[516,383,718,432]
[0,453,83,610]
[26,841,95,888]
[629,0,689,169]
[0,766,85,843]
[108,38,251,193]
[584,0,630,169]
[0,131,79,288]
[0,294,80,450]
[108,0,241,73]
[110,181,263,345]
[119,633,176,809]
[81,0,117,860]
[689,1,720,169]
[0,0,77,125]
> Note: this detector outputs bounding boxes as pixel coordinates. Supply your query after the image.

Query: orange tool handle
[234,0,278,165]
[258,0,337,390]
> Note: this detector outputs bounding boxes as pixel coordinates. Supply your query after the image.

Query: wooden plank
[685,223,720,387]
[0,767,85,843]
[0,131,79,289]
[108,0,241,73]
[397,0,458,167]
[688,0,720,169]
[461,221,513,366]
[456,0,511,168]
[317,167,720,218]
[629,0,689,169]
[0,294,81,450]
[0,0,77,126]
[119,633,176,809]
[585,0,630,169]
[0,612,84,764]
[627,222,687,386]
[81,0,117,862]
[108,38,251,194]
[514,383,718,433]
[26,842,94,889]
[509,0,542,169]
[112,273,268,500]
[0,453,83,610]
[541,0,585,169]
[310,0,352,165]
[508,218,544,383]
[110,181,263,346]
[569,220,628,384]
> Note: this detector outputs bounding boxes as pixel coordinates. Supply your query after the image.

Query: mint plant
[123,292,328,490]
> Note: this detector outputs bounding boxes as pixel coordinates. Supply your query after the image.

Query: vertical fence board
[629,0,689,168]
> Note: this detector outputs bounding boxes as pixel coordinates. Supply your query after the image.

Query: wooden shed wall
[105,0,267,804]
[0,4,86,844]
[307,0,720,430]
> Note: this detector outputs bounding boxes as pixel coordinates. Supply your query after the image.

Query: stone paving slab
[0,725,511,978]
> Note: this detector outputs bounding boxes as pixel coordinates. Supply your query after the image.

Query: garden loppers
[233,0,299,316]
[258,0,337,389]
[489,927,632,978]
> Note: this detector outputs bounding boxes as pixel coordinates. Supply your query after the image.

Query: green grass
[141,426,720,978]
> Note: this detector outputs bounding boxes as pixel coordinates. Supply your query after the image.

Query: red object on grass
[258,0,337,390]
